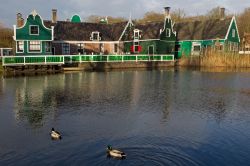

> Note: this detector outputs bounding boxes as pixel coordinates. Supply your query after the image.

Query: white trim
[166,28,171,37]
[16,41,24,53]
[118,19,134,41]
[45,41,52,53]
[225,16,240,42]
[90,31,101,41]
[29,25,39,35]
[27,40,42,53]
[51,26,54,40]
[13,25,16,40]
[148,45,154,55]
[15,11,54,40]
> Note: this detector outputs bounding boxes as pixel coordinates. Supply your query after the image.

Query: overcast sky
[1,0,250,27]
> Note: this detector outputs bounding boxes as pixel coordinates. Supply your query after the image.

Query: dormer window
[90,32,101,41]
[134,29,140,40]
[166,28,171,37]
[30,25,39,35]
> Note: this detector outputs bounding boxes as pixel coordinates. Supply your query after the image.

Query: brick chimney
[220,7,225,20]
[164,7,171,17]
[52,9,57,23]
[17,13,24,27]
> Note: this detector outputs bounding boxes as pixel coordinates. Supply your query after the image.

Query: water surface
[1,69,250,165]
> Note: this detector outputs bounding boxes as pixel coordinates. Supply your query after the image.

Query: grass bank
[178,52,250,68]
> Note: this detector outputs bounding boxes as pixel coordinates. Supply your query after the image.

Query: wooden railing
[2,54,174,66]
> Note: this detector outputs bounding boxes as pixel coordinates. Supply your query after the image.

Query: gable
[15,12,53,41]
[225,17,240,43]
[160,17,176,41]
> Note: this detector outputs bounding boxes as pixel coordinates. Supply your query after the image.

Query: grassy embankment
[178,52,250,68]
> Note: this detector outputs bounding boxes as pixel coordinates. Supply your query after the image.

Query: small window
[29,41,41,52]
[17,41,24,52]
[45,41,52,53]
[134,29,140,39]
[114,43,118,53]
[91,32,100,41]
[166,28,171,37]
[99,43,104,53]
[62,43,70,55]
[232,29,236,38]
[193,45,201,51]
[30,26,39,35]
[77,43,84,54]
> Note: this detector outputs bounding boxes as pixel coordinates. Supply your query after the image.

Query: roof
[135,22,164,40]
[44,21,128,41]
[174,17,232,40]
[43,17,233,41]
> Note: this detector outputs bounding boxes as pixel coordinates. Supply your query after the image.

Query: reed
[178,51,250,68]
[0,59,3,73]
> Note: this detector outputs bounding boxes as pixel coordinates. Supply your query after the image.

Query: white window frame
[166,28,171,37]
[90,32,101,41]
[29,25,39,35]
[148,45,154,55]
[28,41,41,53]
[134,29,140,39]
[16,41,24,53]
[62,43,70,55]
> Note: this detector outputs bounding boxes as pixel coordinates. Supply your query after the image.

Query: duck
[106,145,126,158]
[50,128,62,140]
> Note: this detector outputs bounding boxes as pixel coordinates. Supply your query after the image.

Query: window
[134,29,140,39]
[91,32,100,41]
[77,43,84,54]
[232,29,236,38]
[17,41,24,52]
[166,28,171,37]
[193,45,201,51]
[62,43,70,55]
[30,25,39,35]
[134,41,139,53]
[29,41,41,52]
[99,43,104,53]
[114,43,118,53]
[45,41,52,53]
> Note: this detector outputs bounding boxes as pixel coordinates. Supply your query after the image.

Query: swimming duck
[106,145,126,158]
[50,128,62,139]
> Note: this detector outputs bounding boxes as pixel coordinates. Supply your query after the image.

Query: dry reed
[178,51,250,68]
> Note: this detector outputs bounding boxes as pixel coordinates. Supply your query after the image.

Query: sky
[0,0,250,27]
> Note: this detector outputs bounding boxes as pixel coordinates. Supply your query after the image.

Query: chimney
[164,7,171,17]
[17,13,23,27]
[220,7,225,20]
[52,9,57,23]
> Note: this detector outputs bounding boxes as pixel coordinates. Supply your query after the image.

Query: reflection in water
[1,69,250,165]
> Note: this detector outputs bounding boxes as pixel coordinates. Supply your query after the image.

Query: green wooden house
[122,7,176,57]
[13,10,54,56]
[174,16,240,58]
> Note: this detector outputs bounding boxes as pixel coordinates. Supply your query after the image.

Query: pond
[1,68,250,166]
